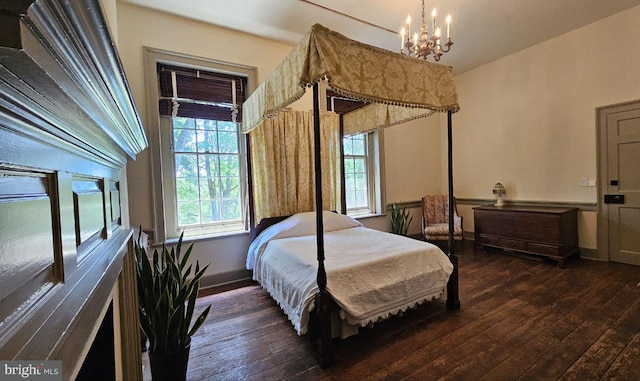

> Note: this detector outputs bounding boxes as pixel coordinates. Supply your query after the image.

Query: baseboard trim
[578,247,598,260]
[200,269,252,290]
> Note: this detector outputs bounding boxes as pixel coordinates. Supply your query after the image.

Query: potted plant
[390,203,413,236]
[134,230,211,381]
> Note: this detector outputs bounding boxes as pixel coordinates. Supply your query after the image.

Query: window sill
[155,229,249,248]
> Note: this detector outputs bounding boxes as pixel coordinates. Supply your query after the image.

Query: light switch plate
[580,177,588,187]
[588,178,596,187]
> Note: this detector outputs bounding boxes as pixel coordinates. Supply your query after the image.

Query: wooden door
[599,101,640,265]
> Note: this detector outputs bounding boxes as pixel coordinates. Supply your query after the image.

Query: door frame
[596,98,640,262]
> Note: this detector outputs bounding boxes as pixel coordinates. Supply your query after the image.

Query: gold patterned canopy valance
[242,23,459,134]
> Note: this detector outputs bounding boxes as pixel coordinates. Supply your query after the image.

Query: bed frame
[251,210,459,368]
[244,25,460,368]
[249,215,289,242]
[249,101,460,366]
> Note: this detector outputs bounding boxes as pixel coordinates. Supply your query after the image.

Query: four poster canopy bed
[242,24,461,367]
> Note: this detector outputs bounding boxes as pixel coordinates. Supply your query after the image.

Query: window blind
[326,90,367,115]
[157,63,246,122]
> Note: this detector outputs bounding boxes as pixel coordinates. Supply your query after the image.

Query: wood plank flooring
[142,243,640,380]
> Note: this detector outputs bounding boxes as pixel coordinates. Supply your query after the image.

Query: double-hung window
[329,91,384,217]
[171,117,242,227]
[342,131,383,216]
[154,60,252,239]
[343,133,372,214]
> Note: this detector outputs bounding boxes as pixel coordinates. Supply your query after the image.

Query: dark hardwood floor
[143,242,640,380]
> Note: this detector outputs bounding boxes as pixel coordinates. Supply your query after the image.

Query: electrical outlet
[580,177,588,187]
[588,178,596,187]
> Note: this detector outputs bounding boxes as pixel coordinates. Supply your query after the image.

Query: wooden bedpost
[313,83,334,367]
[246,134,257,239]
[446,109,461,310]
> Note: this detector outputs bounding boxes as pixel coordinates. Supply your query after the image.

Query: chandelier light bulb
[431,7,437,31]
[399,1,454,61]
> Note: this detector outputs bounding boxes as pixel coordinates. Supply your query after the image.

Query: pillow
[246,211,361,270]
[273,211,362,240]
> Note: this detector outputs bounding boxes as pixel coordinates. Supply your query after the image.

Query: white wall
[385,116,443,202]
[116,2,296,283]
[115,2,440,283]
[383,115,443,236]
[444,5,640,250]
[117,3,640,283]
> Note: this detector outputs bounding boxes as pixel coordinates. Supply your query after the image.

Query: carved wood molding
[0,0,147,168]
[0,2,145,378]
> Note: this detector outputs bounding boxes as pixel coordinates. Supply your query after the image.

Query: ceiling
[120,0,640,74]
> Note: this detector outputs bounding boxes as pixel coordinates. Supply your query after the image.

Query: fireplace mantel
[0,1,146,380]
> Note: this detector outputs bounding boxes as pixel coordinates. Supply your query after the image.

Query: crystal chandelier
[400,0,453,61]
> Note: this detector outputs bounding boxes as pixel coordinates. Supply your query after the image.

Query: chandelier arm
[440,39,453,53]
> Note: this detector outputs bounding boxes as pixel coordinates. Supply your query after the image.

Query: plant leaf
[180,243,194,271]
[188,305,211,338]
[135,231,212,354]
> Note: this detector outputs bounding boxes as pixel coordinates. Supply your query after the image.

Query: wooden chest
[473,205,579,267]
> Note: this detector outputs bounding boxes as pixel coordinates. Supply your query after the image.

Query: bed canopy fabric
[242,23,459,134]
[242,23,460,367]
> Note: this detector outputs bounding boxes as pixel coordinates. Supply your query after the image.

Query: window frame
[343,133,373,215]
[343,130,385,217]
[144,48,257,242]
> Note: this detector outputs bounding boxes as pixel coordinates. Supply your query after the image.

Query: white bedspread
[247,212,453,335]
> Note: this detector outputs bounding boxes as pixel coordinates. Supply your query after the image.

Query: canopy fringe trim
[324,79,460,114]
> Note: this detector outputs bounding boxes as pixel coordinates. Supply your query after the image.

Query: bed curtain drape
[249,109,341,224]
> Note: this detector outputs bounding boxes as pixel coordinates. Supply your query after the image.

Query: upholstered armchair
[421,195,463,242]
